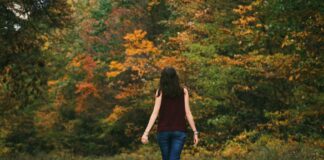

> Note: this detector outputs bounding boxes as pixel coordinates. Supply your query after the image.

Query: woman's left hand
[141,134,149,144]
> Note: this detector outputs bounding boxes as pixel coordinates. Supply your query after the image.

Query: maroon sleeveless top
[157,90,187,133]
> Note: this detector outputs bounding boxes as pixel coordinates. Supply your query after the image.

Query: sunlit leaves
[106,29,161,79]
[211,53,303,82]
[105,105,129,123]
[2,0,324,157]
[168,31,194,50]
[106,60,125,78]
[75,81,99,113]
[75,82,98,97]
[123,29,160,56]
[114,85,141,100]
[232,16,256,27]
[147,0,160,11]
[233,5,253,14]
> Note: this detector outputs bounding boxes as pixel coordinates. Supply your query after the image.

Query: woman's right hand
[193,134,199,146]
[141,134,149,144]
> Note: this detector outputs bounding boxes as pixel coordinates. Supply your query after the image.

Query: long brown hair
[156,66,184,98]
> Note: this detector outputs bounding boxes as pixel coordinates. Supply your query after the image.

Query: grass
[1,136,323,160]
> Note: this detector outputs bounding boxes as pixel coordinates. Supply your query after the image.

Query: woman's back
[157,88,187,133]
[141,66,199,160]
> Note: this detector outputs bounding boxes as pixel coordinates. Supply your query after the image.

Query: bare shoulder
[183,86,189,94]
[155,88,162,97]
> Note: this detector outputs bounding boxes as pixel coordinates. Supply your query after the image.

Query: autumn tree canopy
[0,0,323,159]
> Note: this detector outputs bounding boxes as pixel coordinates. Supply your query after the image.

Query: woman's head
[157,66,183,98]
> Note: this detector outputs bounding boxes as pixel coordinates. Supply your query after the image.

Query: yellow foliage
[68,54,82,68]
[147,0,160,11]
[124,29,147,41]
[251,0,263,7]
[0,146,10,156]
[211,54,301,81]
[106,71,121,78]
[234,84,255,91]
[105,105,128,123]
[106,61,125,78]
[281,35,295,48]
[238,29,253,35]
[124,38,160,56]
[124,30,160,54]
[109,61,124,70]
[41,41,50,51]
[113,29,161,78]
[38,35,49,41]
[221,142,248,158]
[256,23,263,28]
[221,134,324,159]
[168,31,193,45]
[233,5,253,14]
[233,16,256,27]
[233,130,258,142]
[192,91,203,101]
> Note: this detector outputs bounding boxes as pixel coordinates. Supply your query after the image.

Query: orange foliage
[75,82,98,97]
[155,56,185,70]
[67,54,99,113]
[81,55,97,80]
[35,111,59,130]
[168,31,194,51]
[47,80,58,86]
[75,81,99,113]
[114,85,140,99]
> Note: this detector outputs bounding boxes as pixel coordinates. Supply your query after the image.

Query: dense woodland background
[0,0,323,159]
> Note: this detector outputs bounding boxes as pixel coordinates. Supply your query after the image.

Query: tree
[0,0,72,155]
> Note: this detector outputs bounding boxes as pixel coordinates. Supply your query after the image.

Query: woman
[141,66,199,160]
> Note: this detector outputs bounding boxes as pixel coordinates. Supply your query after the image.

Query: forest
[0,0,323,159]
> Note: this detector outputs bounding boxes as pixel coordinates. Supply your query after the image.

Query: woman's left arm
[143,90,162,136]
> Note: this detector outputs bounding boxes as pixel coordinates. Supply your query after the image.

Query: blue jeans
[157,131,187,160]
